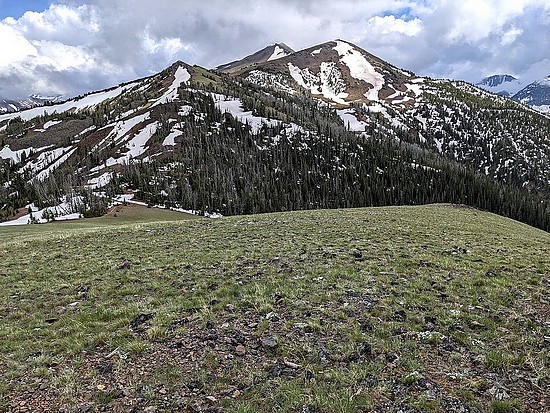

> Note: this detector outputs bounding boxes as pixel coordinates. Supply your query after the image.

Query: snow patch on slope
[163,129,183,146]
[288,62,348,105]
[0,146,35,163]
[333,40,384,101]
[152,66,191,107]
[337,109,367,132]
[34,148,77,181]
[267,45,290,61]
[0,81,143,122]
[86,172,113,189]
[212,93,305,135]
[0,199,82,226]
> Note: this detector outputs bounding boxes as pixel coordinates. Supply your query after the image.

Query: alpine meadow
[0,29,549,413]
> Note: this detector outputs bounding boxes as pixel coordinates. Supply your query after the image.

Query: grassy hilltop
[1,205,548,412]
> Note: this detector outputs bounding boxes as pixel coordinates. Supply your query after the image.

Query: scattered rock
[424,315,437,325]
[392,310,407,322]
[488,386,509,400]
[385,353,399,364]
[351,250,363,260]
[97,362,113,375]
[441,397,468,413]
[130,313,154,333]
[347,352,360,362]
[260,336,278,349]
[117,260,131,270]
[301,404,320,413]
[359,319,373,331]
[359,342,372,357]
[235,344,246,356]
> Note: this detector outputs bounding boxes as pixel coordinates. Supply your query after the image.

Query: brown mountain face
[215,43,295,74]
[231,39,422,108]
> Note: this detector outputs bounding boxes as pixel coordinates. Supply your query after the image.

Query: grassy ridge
[1,205,548,412]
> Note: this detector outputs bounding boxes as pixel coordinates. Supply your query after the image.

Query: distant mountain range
[0,95,63,114]
[1,39,550,230]
[476,74,550,113]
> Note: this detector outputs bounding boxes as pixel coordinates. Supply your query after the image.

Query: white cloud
[0,23,38,67]
[501,27,523,46]
[366,15,422,36]
[0,0,548,99]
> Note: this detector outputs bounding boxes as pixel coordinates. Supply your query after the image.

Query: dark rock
[301,404,320,413]
[392,326,407,335]
[362,373,378,388]
[351,250,363,260]
[359,342,372,357]
[97,362,113,375]
[392,310,407,321]
[186,380,203,391]
[347,352,360,362]
[203,332,219,341]
[117,260,131,270]
[268,364,284,378]
[385,353,399,363]
[424,315,437,325]
[359,319,373,331]
[305,370,315,381]
[130,313,153,333]
[232,330,245,345]
[260,336,278,349]
[441,397,468,413]
[272,293,284,302]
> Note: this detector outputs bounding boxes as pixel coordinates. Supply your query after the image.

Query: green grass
[0,205,548,412]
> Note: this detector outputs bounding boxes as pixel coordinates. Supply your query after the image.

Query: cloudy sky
[0,0,549,100]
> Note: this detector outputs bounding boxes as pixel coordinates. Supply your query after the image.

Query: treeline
[2,70,549,232]
[113,90,550,231]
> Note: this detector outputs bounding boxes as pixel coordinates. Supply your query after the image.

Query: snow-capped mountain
[234,39,419,107]
[233,39,550,191]
[476,74,550,113]
[1,39,550,228]
[215,43,294,74]
[512,75,550,114]
[0,95,63,114]
[476,74,524,97]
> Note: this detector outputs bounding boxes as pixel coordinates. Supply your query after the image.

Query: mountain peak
[477,74,518,88]
[231,39,419,107]
[216,43,294,73]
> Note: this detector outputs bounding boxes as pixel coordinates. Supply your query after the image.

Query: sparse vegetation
[0,205,548,412]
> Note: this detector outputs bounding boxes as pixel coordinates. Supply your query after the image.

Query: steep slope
[513,75,550,113]
[476,74,523,97]
[216,43,294,74]
[1,41,550,231]
[237,39,419,108]
[233,40,550,197]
